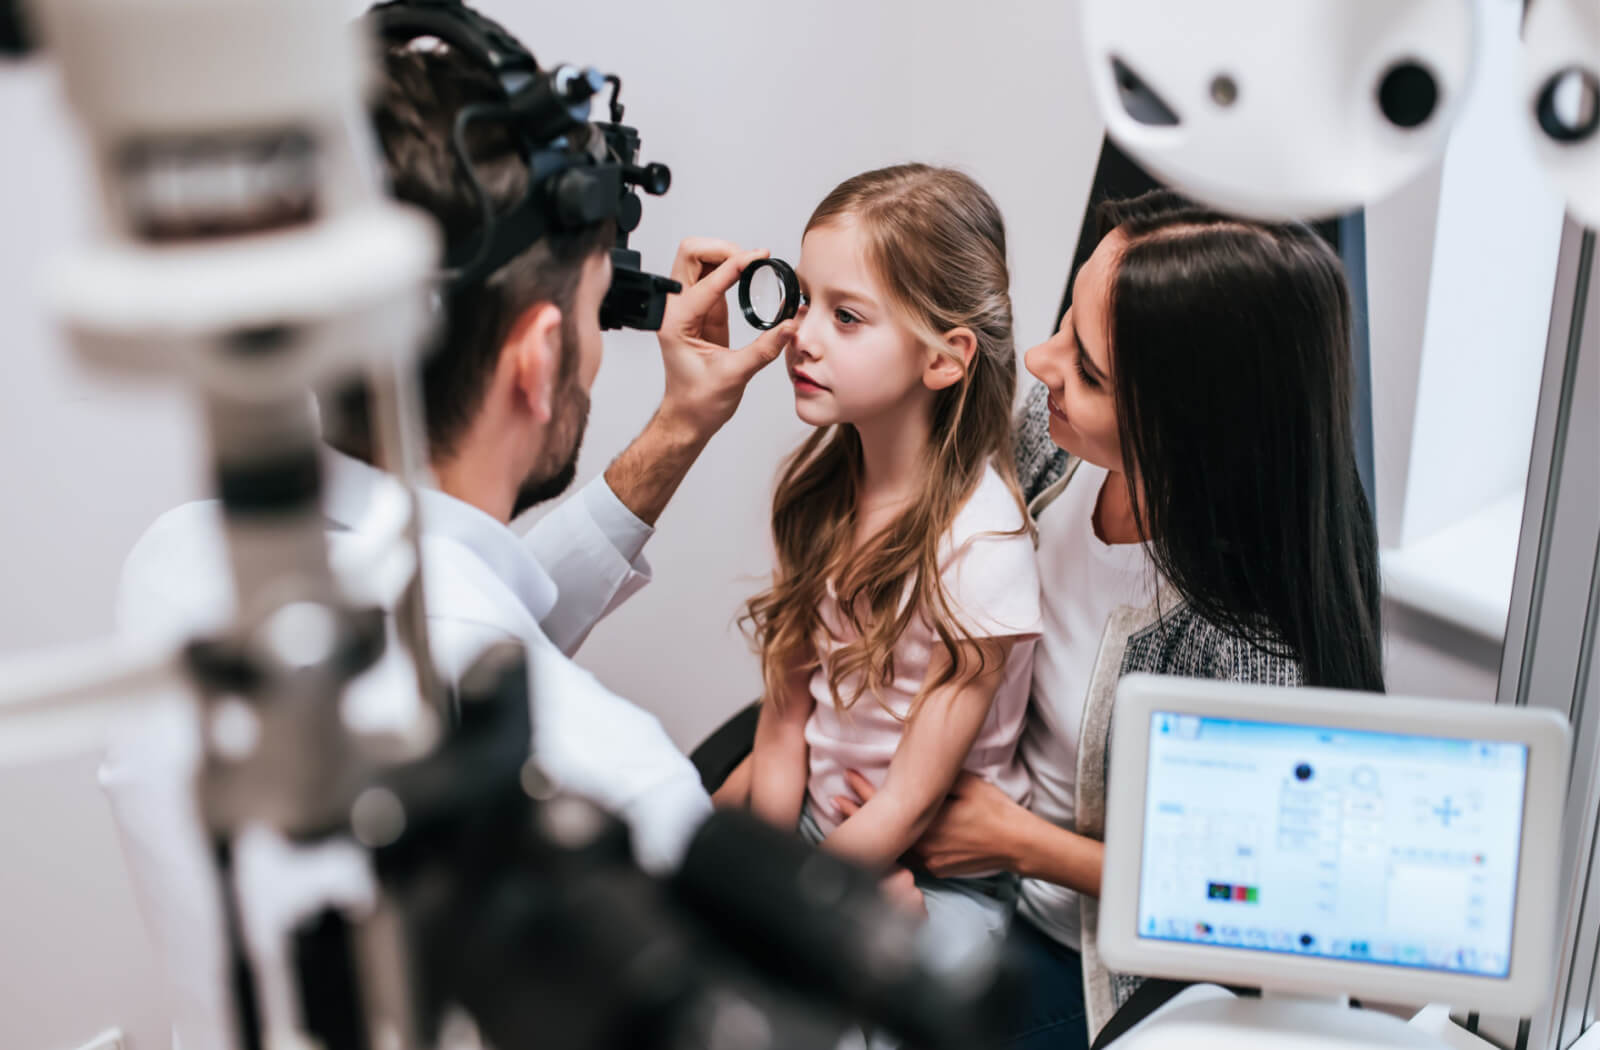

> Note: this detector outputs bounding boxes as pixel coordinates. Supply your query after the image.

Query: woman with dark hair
[832,190,1385,1048]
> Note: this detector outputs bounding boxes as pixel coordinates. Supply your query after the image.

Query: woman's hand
[834,769,1026,879]
[656,238,797,440]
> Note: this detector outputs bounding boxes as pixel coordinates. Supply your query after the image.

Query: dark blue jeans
[1002,918,1090,1050]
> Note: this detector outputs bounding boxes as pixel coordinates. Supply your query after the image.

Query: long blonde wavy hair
[743,164,1028,717]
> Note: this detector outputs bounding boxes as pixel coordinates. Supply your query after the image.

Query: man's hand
[657,238,798,440]
[602,239,795,527]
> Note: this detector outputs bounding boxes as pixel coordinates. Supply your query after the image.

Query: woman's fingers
[949,770,984,796]
[843,768,877,802]
[833,771,876,822]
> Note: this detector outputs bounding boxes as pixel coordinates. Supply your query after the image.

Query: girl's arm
[711,754,753,808]
[834,769,1104,894]
[821,637,1014,871]
[749,661,815,831]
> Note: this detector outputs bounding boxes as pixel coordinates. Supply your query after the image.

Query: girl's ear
[924,327,977,392]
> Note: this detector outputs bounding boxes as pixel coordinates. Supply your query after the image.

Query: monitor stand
[1113,990,1495,1050]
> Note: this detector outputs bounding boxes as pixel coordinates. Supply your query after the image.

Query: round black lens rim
[1537,67,1600,145]
[738,257,801,331]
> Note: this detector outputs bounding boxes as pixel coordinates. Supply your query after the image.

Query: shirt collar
[320,448,558,624]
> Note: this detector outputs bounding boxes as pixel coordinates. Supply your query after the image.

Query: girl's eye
[835,309,860,327]
[798,291,810,308]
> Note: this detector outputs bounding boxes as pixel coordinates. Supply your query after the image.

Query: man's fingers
[833,796,861,819]
[669,237,743,286]
[675,248,769,320]
[728,318,796,379]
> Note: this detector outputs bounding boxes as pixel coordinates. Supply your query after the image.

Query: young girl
[836,192,1385,1050]
[743,164,1042,936]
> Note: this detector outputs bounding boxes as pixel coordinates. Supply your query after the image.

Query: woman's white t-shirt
[804,466,1043,841]
[1016,461,1157,951]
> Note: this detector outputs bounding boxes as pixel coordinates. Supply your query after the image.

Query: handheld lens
[738,257,800,330]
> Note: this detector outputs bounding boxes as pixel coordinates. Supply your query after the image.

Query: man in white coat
[101,32,799,1050]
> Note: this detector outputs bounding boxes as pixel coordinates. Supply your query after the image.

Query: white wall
[0,63,208,660]
[0,60,191,1050]
[1399,0,1564,551]
[1366,162,1445,551]
[498,0,1104,750]
[1364,0,1568,702]
[0,1,1101,745]
[0,753,171,1050]
[1,2,1560,1045]
[0,5,1101,1048]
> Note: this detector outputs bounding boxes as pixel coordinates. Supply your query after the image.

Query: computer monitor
[1100,675,1569,1014]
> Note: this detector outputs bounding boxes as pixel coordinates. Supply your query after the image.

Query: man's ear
[504,302,564,423]
[924,326,978,392]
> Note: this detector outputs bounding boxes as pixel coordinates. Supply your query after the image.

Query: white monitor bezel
[1099,674,1569,1014]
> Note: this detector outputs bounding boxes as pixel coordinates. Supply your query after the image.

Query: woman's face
[786,216,932,428]
[1024,230,1124,472]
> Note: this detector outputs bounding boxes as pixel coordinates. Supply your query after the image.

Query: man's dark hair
[324,39,613,464]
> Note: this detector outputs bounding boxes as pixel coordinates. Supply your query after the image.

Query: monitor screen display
[1136,713,1528,978]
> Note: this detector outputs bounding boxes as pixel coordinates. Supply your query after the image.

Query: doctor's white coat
[101,450,713,1050]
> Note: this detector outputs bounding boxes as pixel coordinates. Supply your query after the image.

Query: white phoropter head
[1077,0,1478,220]
[1522,0,1600,229]
[27,0,439,400]
[1101,674,1569,1015]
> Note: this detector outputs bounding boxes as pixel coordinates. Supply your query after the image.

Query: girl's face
[1024,230,1125,472]
[787,217,935,428]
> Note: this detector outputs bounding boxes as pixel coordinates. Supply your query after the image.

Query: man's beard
[512,381,590,519]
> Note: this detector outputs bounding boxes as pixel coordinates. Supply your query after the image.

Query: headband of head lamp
[365,0,680,330]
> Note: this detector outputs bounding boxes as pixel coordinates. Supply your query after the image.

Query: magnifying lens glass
[738,257,801,330]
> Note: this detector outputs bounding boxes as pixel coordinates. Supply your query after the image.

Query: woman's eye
[835,309,860,326]
[1074,352,1099,390]
[798,291,810,308]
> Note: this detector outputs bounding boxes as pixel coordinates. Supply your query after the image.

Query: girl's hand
[835,769,1024,879]
[711,755,753,809]
[880,867,927,920]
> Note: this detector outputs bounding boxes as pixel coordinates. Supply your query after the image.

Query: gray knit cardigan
[1013,383,1303,1038]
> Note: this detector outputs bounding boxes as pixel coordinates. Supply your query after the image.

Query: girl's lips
[791,368,829,392]
[1048,396,1069,423]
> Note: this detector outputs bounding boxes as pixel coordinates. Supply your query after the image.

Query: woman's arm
[748,662,815,830]
[835,769,1104,895]
[821,638,1013,871]
[985,789,1104,894]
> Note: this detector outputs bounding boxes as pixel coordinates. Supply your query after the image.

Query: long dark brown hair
[1099,191,1384,691]
[743,165,1027,714]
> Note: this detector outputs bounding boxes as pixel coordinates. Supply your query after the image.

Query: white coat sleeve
[522,475,654,657]
[423,609,712,876]
[521,626,712,875]
[101,506,240,1050]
